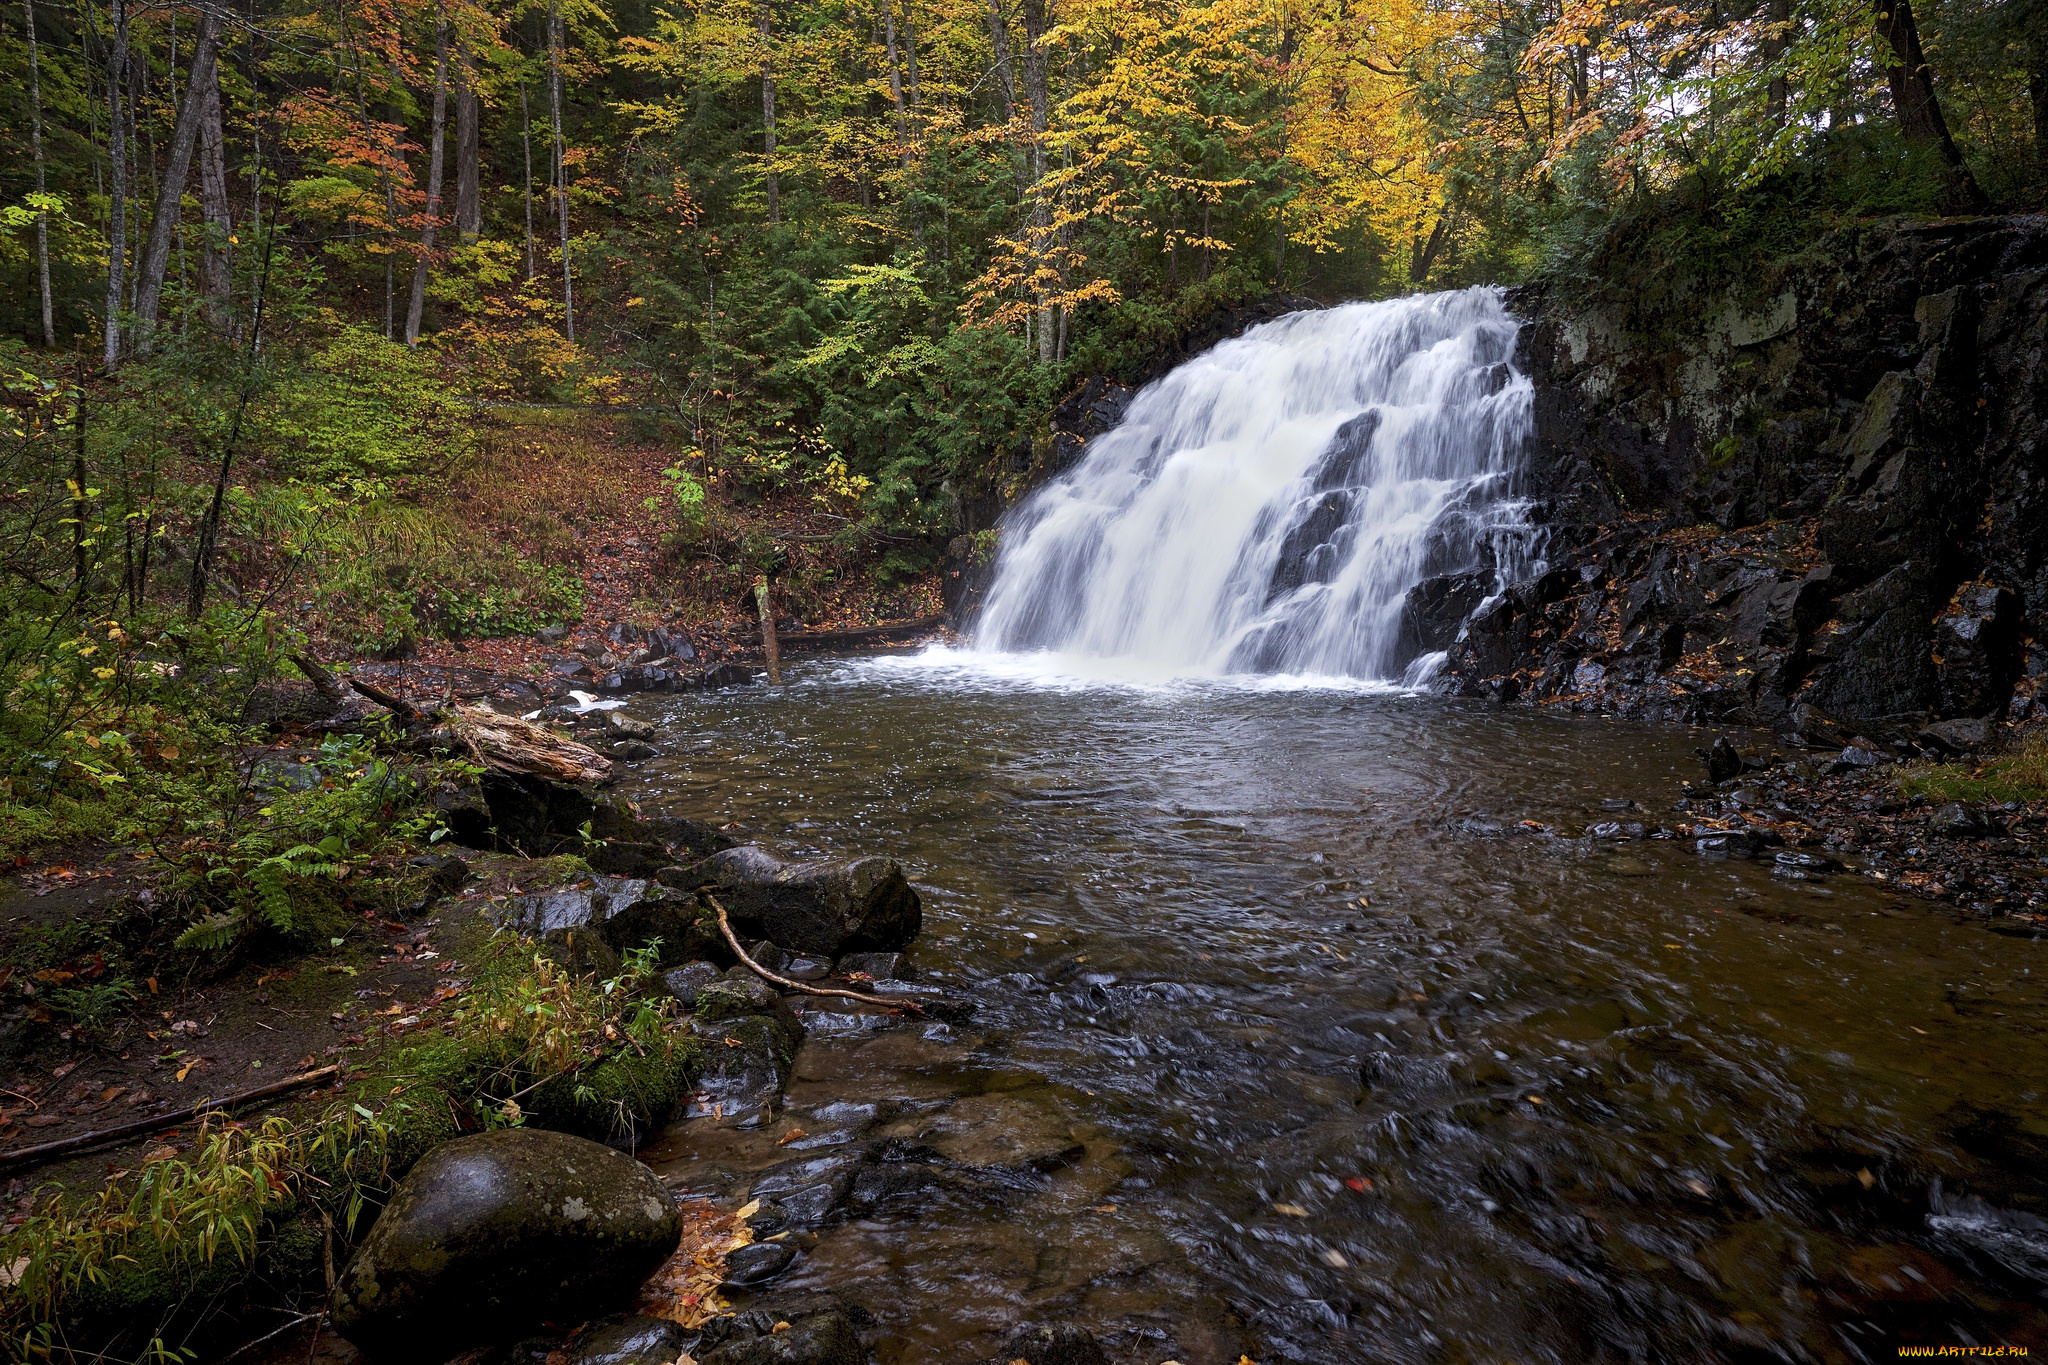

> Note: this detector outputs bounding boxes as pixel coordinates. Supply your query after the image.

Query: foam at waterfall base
[841,645,1418,695]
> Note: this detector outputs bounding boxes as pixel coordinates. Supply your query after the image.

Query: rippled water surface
[623,656,2048,1364]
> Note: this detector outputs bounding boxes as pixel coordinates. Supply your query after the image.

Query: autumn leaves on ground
[333,402,945,682]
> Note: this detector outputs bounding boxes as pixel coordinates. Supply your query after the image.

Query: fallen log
[0,1064,342,1172]
[419,703,614,786]
[328,663,613,786]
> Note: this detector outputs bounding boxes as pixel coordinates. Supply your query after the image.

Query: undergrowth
[0,933,700,1363]
[1901,733,2048,805]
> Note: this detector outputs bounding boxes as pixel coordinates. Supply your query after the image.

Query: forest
[7,0,2048,1358]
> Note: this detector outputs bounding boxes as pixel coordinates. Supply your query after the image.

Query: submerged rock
[331,1129,680,1363]
[998,1324,1109,1365]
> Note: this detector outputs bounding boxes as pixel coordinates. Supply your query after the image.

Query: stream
[620,654,2048,1364]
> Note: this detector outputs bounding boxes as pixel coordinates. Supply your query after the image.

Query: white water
[971,288,1542,684]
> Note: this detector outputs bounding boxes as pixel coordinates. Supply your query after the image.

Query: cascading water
[974,287,1544,682]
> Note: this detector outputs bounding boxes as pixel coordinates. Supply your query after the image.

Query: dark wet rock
[1774,850,1845,873]
[663,962,722,1004]
[1830,744,1895,774]
[747,940,794,974]
[1695,829,1772,856]
[697,969,787,1020]
[603,712,659,741]
[1931,803,1993,838]
[492,873,708,975]
[697,1292,870,1365]
[702,847,922,958]
[1919,717,1998,754]
[998,1324,1109,1365]
[744,1199,794,1237]
[644,814,740,861]
[1587,820,1648,841]
[618,742,660,762]
[723,1239,800,1287]
[536,623,571,646]
[1393,571,1494,670]
[835,951,911,981]
[1934,583,2024,718]
[331,1129,680,1363]
[1698,737,1743,784]
[692,1008,805,1122]
[783,955,831,981]
[557,1314,698,1365]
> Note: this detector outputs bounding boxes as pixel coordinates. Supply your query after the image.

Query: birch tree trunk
[406,7,451,347]
[134,7,223,351]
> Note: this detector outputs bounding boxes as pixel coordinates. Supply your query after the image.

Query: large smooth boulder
[331,1129,681,1363]
[700,847,920,957]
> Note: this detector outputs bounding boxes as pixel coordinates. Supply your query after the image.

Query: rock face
[701,847,922,958]
[331,1129,681,1363]
[1431,216,2048,738]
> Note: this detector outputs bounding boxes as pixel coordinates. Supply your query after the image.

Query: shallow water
[623,655,2048,1364]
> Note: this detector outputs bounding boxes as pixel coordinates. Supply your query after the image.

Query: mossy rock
[524,1036,704,1144]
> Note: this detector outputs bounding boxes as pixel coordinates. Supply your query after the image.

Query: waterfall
[973,287,1543,683]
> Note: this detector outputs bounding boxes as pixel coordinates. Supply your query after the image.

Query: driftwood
[710,896,924,1017]
[291,652,614,786]
[0,1065,342,1172]
[419,703,614,785]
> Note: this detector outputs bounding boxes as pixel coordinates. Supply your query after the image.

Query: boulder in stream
[698,847,922,957]
[330,1129,681,1363]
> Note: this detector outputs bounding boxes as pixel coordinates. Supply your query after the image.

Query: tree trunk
[102,0,129,372]
[1409,212,1449,285]
[1019,0,1055,363]
[759,0,778,223]
[133,7,223,351]
[881,0,909,166]
[1874,0,1988,212]
[549,0,574,341]
[24,0,53,346]
[1763,0,1789,124]
[406,8,451,347]
[455,42,481,239]
[520,77,537,278]
[196,60,233,331]
[986,0,1015,122]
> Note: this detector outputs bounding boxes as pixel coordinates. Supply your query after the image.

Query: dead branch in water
[709,896,925,1017]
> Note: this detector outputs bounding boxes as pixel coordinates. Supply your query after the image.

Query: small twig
[0,1088,41,1109]
[709,896,924,1017]
[0,1065,342,1172]
[216,1311,319,1365]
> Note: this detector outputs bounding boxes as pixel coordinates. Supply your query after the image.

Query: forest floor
[354,404,947,686]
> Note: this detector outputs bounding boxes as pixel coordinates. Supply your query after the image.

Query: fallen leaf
[1320,1248,1349,1268]
[770,1323,791,1334]
[175,1065,192,1082]
[1857,1168,1876,1189]
[776,1129,806,1146]
[24,1114,62,1128]
[1343,1177,1372,1193]
[101,1086,126,1103]
[1271,1203,1310,1217]
[51,1062,77,1079]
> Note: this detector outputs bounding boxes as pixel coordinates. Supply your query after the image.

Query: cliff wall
[1430,215,2048,744]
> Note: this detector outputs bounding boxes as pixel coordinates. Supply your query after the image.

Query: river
[621,654,2048,1364]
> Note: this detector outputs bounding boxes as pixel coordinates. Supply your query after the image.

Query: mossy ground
[1901,734,2048,806]
[0,849,705,1364]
